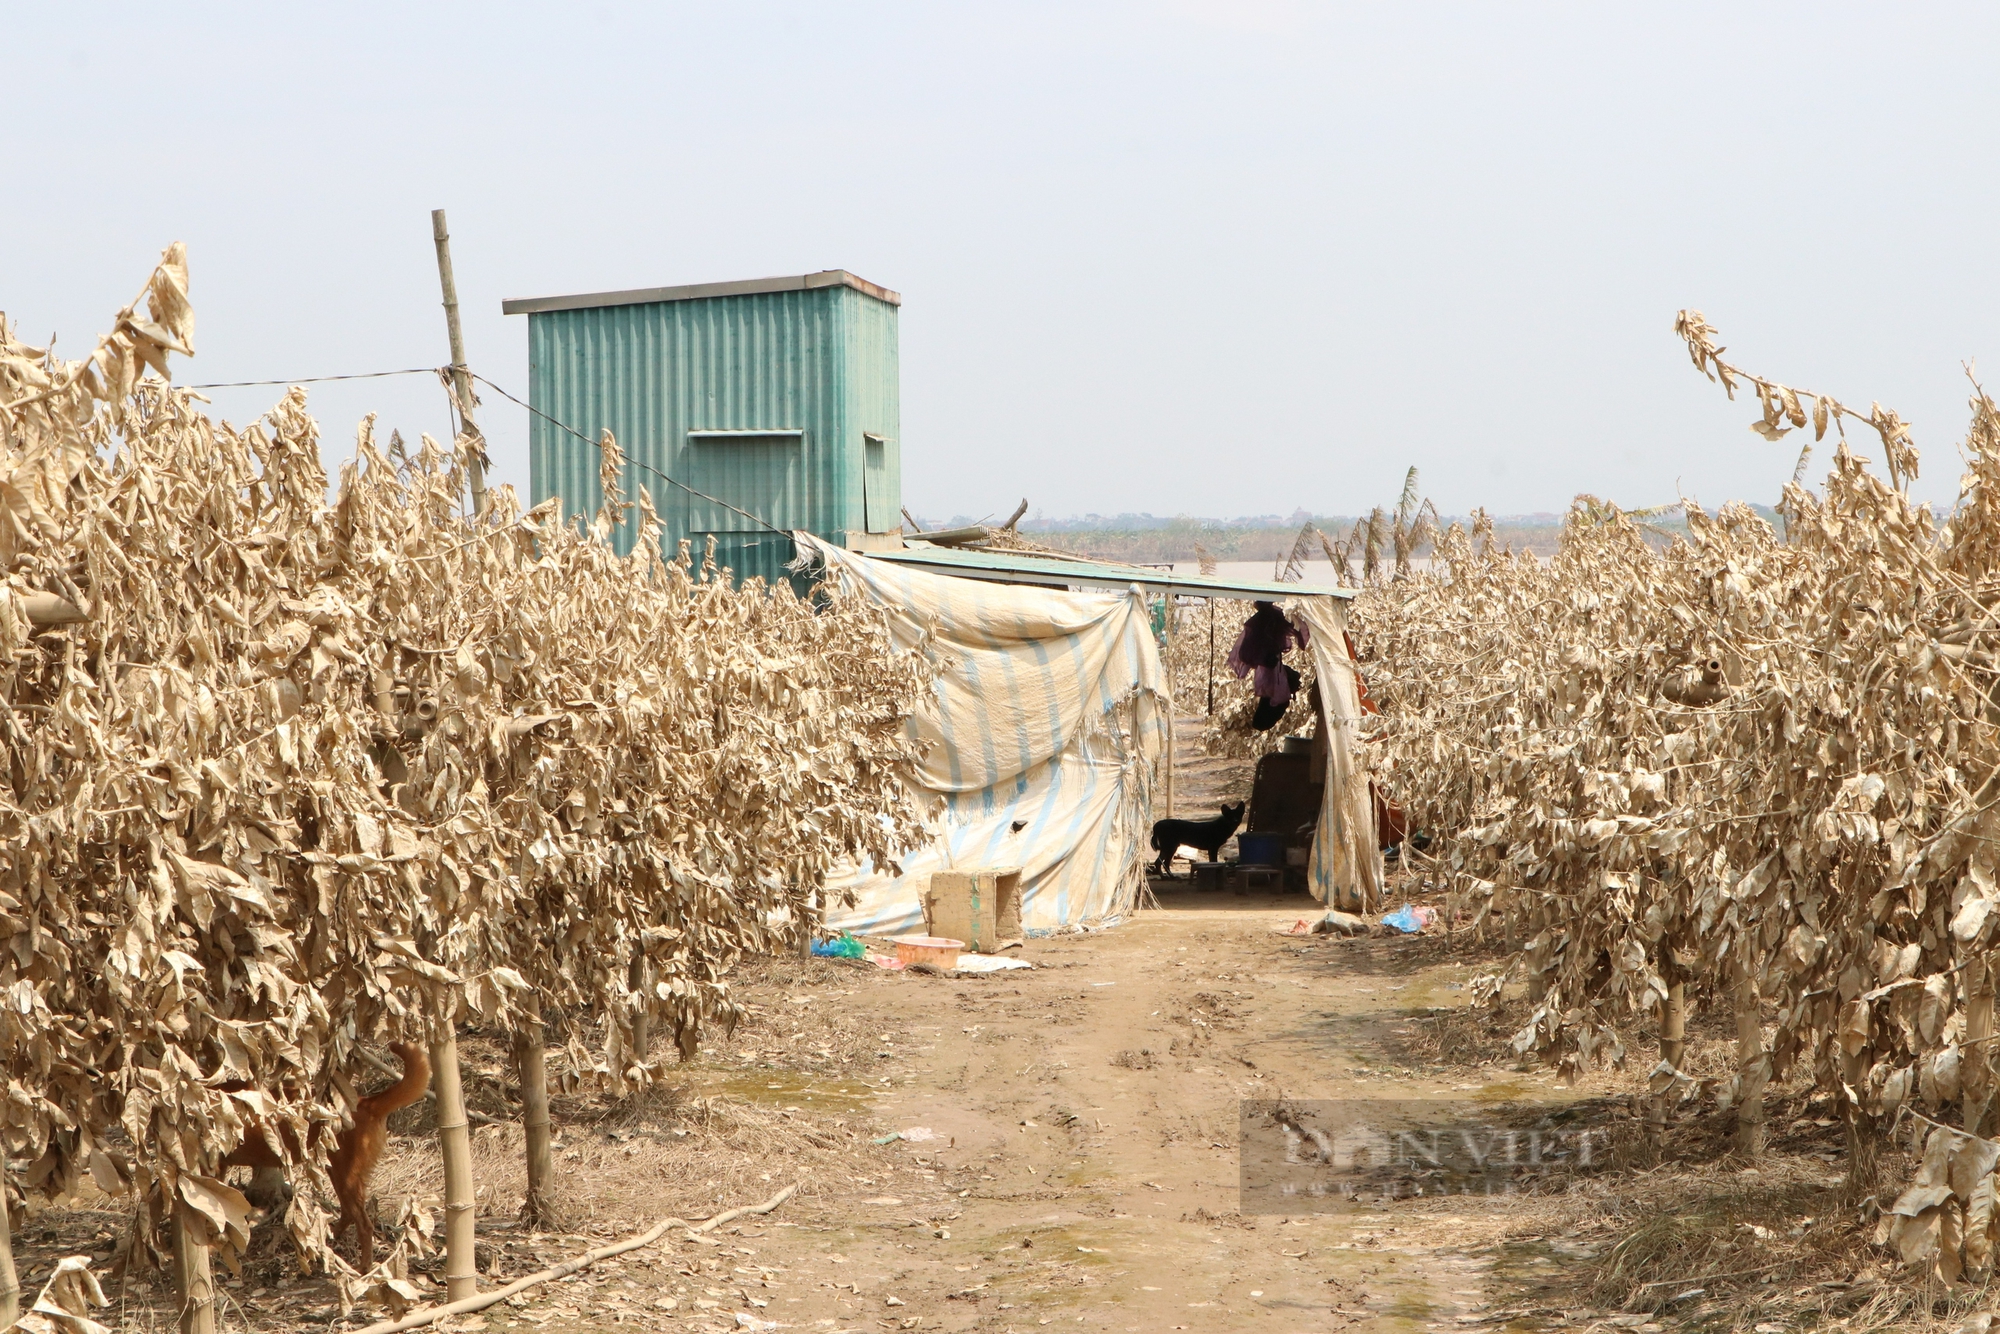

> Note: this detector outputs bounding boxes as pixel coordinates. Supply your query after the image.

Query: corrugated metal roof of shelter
[860,541,1355,601]
[501,269,900,316]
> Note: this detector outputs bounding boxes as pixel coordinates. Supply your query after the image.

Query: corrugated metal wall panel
[525,282,900,588]
[847,290,901,534]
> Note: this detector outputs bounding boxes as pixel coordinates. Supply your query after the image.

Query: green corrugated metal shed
[501,270,901,587]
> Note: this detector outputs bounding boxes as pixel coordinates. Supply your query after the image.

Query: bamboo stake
[430,1024,478,1303]
[351,1184,798,1334]
[514,997,557,1229]
[169,1197,215,1334]
[430,209,487,517]
[0,1166,18,1327]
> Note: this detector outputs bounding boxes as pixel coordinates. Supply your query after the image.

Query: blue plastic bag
[1381,904,1428,934]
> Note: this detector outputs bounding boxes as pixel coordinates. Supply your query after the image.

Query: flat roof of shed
[867,542,1355,601]
[501,269,900,316]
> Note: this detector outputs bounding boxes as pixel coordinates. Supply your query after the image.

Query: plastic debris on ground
[1280,910,1372,936]
[1381,904,1436,934]
[872,1126,936,1145]
[954,953,1033,972]
[811,932,867,959]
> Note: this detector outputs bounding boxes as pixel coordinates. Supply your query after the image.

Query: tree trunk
[0,1168,18,1328]
[1525,903,1548,1005]
[1731,949,1768,1158]
[676,1015,700,1063]
[1845,1106,1884,1203]
[1646,946,1687,1156]
[170,1196,216,1334]
[514,998,558,1229]
[1966,958,1995,1137]
[628,949,650,1075]
[431,1026,479,1302]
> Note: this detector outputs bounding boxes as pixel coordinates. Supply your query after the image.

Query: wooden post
[514,997,557,1228]
[0,1166,18,1327]
[431,1022,478,1302]
[170,1196,215,1334]
[430,209,488,517]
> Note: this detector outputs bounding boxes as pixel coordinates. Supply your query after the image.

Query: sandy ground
[440,894,1538,1334]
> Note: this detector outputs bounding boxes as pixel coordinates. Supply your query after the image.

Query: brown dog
[224,1041,431,1269]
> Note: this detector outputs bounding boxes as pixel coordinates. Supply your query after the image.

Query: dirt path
[549,890,1529,1334]
[450,712,1545,1334]
[803,892,1503,1333]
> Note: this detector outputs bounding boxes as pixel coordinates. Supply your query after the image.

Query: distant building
[502,270,902,587]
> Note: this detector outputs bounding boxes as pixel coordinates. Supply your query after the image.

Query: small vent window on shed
[864,433,895,534]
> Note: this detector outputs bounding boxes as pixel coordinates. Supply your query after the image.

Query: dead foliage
[1350,316,2000,1290]
[0,246,937,1288]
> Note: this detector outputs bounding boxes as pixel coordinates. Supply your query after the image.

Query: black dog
[1149,803,1246,877]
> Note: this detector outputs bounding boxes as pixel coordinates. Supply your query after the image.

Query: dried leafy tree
[1350,314,2000,1282]
[0,246,938,1314]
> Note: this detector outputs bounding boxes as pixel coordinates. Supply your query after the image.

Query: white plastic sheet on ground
[798,535,1166,937]
[1293,597,1385,911]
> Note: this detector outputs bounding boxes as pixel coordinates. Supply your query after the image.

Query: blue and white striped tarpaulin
[798,535,1167,936]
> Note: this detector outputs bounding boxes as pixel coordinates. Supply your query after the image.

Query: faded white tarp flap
[799,535,1166,935]
[1293,597,1384,912]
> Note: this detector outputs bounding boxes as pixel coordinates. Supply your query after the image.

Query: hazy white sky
[8,3,1998,520]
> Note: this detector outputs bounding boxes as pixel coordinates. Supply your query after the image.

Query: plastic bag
[811,932,866,958]
[1381,904,1435,934]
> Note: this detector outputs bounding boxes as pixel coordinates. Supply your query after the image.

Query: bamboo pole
[430,1023,478,1303]
[351,1184,797,1334]
[0,1167,18,1327]
[514,997,557,1229]
[170,1196,215,1334]
[430,209,487,517]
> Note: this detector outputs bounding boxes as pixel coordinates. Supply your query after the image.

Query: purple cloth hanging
[1226,601,1310,708]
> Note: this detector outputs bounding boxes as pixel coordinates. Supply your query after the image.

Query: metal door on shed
[680,429,805,585]
[863,433,897,534]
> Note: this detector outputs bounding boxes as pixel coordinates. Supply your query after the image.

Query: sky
[7,2,1999,522]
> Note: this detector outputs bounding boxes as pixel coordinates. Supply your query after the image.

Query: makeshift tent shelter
[798,535,1381,935]
[799,535,1168,935]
